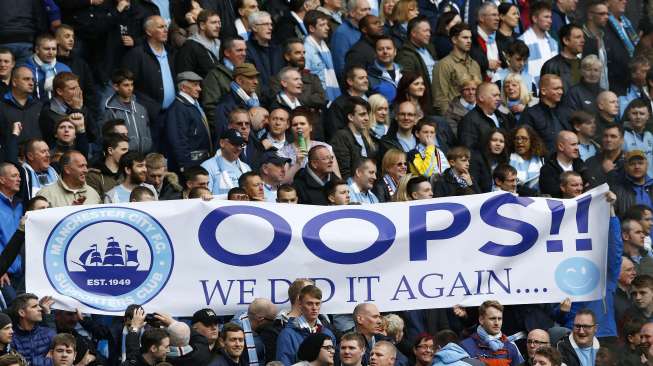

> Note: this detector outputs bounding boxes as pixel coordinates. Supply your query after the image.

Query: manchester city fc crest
[44,207,174,312]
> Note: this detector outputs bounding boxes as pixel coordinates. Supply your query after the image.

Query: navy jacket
[245,39,284,88]
[521,102,572,152]
[275,318,336,366]
[164,95,213,171]
[12,325,56,366]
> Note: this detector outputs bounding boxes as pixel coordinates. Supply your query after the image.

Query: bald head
[476,82,500,113]
[247,298,278,330]
[526,329,550,358]
[557,130,577,146]
[597,91,619,118]
[353,303,382,337]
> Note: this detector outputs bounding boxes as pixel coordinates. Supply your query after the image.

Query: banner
[26,184,610,315]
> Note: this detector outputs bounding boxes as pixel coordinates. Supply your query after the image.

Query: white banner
[26,184,610,315]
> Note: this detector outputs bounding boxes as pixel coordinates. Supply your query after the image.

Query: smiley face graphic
[555,257,600,296]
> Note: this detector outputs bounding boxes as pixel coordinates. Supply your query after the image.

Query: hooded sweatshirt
[433,343,484,366]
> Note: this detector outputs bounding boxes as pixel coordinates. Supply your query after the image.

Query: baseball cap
[262,151,291,166]
[191,308,219,325]
[234,63,260,78]
[176,71,203,83]
[220,129,245,145]
[625,150,647,162]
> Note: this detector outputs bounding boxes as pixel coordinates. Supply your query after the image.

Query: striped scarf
[239,313,259,366]
[306,36,341,102]
[609,14,639,57]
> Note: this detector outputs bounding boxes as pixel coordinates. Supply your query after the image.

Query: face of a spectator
[220,139,244,161]
[513,128,531,156]
[36,39,57,63]
[12,67,33,95]
[239,0,259,18]
[187,174,210,190]
[318,339,336,366]
[461,83,477,104]
[356,304,382,336]
[564,28,585,54]
[195,321,219,343]
[560,175,583,198]
[56,28,75,52]
[589,4,610,26]
[479,306,502,336]
[602,127,622,151]
[618,258,637,287]
[269,109,289,137]
[376,39,396,65]
[277,189,298,203]
[56,80,81,104]
[387,155,407,180]
[599,92,619,117]
[413,338,434,365]
[370,345,395,366]
[223,330,245,359]
[182,80,202,100]
[374,100,389,123]
[496,172,517,193]
[581,61,602,83]
[0,52,14,81]
[411,21,431,47]
[396,102,417,132]
[508,54,526,72]
[340,339,364,366]
[504,80,521,100]
[299,294,322,323]
[150,337,170,361]
[201,14,221,39]
[572,314,596,348]
[500,5,520,28]
[608,0,626,15]
[281,70,303,96]
[383,0,396,19]
[532,355,553,366]
[0,323,12,345]
[329,184,350,205]
[291,116,312,139]
[479,6,500,31]
[628,107,651,131]
[146,166,165,189]
[20,299,43,323]
[348,104,370,131]
[624,220,646,247]
[632,285,653,311]
[350,0,372,22]
[252,15,273,41]
[285,42,306,69]
[488,132,505,154]
[146,17,169,43]
[56,121,76,144]
[51,344,75,366]
[626,158,648,180]
[0,164,20,195]
[243,175,265,201]
[311,18,330,40]
[229,112,252,140]
[558,133,579,159]
[641,324,653,349]
[262,162,286,185]
[641,210,653,234]
[408,77,426,98]
[236,75,259,95]
[113,78,134,100]
[541,78,563,104]
[225,40,248,66]
[349,69,369,94]
[525,330,550,359]
[410,181,433,200]
[127,160,147,185]
[28,141,51,171]
[478,84,501,112]
[532,9,552,32]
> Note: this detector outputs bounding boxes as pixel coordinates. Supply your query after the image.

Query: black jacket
[433,167,481,197]
[293,168,333,205]
[562,80,603,116]
[324,92,352,141]
[39,98,98,146]
[330,126,376,179]
[538,153,588,198]
[457,106,514,152]
[604,18,633,95]
[245,38,284,88]
[612,174,653,218]
[540,54,579,91]
[556,336,581,366]
[0,0,47,44]
[584,150,624,189]
[58,53,100,121]
[175,38,220,78]
[0,92,43,145]
[345,36,377,72]
[164,95,213,171]
[470,153,505,193]
[521,102,572,152]
[273,13,307,44]
[58,0,118,36]
[470,29,507,78]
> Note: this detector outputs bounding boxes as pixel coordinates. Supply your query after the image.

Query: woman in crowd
[432,11,461,59]
[395,73,429,119]
[279,107,341,181]
[563,55,606,116]
[498,73,536,122]
[471,129,510,192]
[509,125,547,194]
[389,0,419,48]
[369,94,391,140]
[374,149,408,202]
[497,3,521,51]
[380,0,398,32]
[532,346,562,366]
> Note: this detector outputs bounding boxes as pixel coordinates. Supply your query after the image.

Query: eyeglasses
[416,345,435,351]
[321,345,335,351]
[514,136,530,142]
[526,340,549,346]
[396,161,408,167]
[573,324,595,331]
[316,156,335,162]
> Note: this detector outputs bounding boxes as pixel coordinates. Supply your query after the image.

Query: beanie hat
[297,333,331,362]
[167,321,191,347]
[0,312,11,329]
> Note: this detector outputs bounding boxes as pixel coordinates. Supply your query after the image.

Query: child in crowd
[407,119,449,178]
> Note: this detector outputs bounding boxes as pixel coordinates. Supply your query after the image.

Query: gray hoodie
[102,94,153,153]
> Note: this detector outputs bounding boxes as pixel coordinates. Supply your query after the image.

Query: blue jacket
[22,56,71,100]
[367,61,402,104]
[330,19,361,77]
[12,325,56,366]
[275,318,336,366]
[0,194,22,274]
[434,343,483,366]
[164,94,213,171]
[562,216,623,337]
[460,332,524,366]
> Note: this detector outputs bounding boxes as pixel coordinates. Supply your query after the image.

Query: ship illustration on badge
[44,207,174,312]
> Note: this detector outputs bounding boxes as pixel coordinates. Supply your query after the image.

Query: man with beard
[176,10,222,78]
[105,152,156,203]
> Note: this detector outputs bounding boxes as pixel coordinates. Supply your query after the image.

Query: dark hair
[570,110,595,127]
[101,119,128,137]
[227,187,248,199]
[53,72,79,93]
[434,330,456,348]
[324,178,348,201]
[449,22,470,38]
[575,308,596,323]
[140,328,169,353]
[130,186,155,202]
[238,171,260,188]
[632,275,653,291]
[498,2,517,16]
[0,354,26,366]
[26,196,49,211]
[407,15,429,36]
[511,125,547,159]
[119,151,146,178]
[197,9,219,25]
[623,318,646,340]
[481,128,509,163]
[413,118,437,136]
[603,123,624,138]
[299,284,323,300]
[221,322,244,340]
[345,96,371,119]
[102,133,129,154]
[435,11,459,36]
[0,47,14,61]
[304,9,329,30]
[289,0,306,12]
[183,166,209,183]
[222,36,246,58]
[558,23,582,49]
[34,33,56,48]
[407,176,429,199]
[359,15,377,33]
[506,40,530,58]
[375,35,396,49]
[277,184,297,194]
[624,204,653,221]
[341,332,366,349]
[395,72,428,114]
[625,98,652,117]
[123,304,141,320]
[533,347,562,366]
[283,37,304,55]
[493,163,517,182]
[530,1,552,19]
[11,293,39,319]
[111,68,135,85]
[345,65,367,84]
[189,187,213,199]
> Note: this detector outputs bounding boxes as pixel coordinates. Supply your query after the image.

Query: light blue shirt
[263,183,277,202]
[416,47,436,82]
[151,0,171,24]
[578,143,597,161]
[201,150,252,195]
[619,85,642,118]
[347,178,379,204]
[150,45,175,109]
[575,346,595,366]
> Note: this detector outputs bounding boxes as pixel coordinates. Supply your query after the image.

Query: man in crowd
[345,15,385,71]
[324,66,369,141]
[0,66,42,145]
[260,152,290,201]
[339,332,365,366]
[246,11,283,87]
[214,63,260,139]
[539,131,587,198]
[86,133,128,200]
[493,164,518,194]
[458,82,514,151]
[105,152,155,203]
[620,219,652,274]
[24,33,71,101]
[595,91,620,138]
[49,333,77,366]
[209,323,246,366]
[11,293,56,366]
[192,308,220,353]
[352,303,383,360]
[518,1,558,84]
[176,10,222,78]
[182,167,210,199]
[238,171,265,201]
[461,300,523,366]
[331,97,373,179]
[0,49,13,94]
[38,150,101,207]
[614,151,653,217]
[347,159,378,204]
[379,101,418,158]
[369,341,397,366]
[585,124,624,188]
[470,2,502,80]
[557,310,600,366]
[522,74,571,151]
[304,10,341,103]
[396,17,436,108]
[622,275,653,322]
[331,0,371,77]
[201,129,252,195]
[560,171,585,198]
[367,36,402,104]
[277,184,299,203]
[541,23,585,90]
[582,0,610,90]
[524,330,550,366]
[145,153,183,200]
[293,145,337,205]
[0,163,22,300]
[18,139,58,199]
[123,308,170,366]
[604,0,639,95]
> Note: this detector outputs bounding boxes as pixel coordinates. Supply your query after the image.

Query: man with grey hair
[470,2,503,79]
[330,0,371,77]
[164,72,213,172]
[272,67,304,110]
[122,15,176,148]
[246,11,284,87]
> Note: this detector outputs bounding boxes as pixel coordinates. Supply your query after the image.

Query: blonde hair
[384,314,404,339]
[393,173,414,202]
[369,94,390,128]
[381,148,407,175]
[501,73,531,106]
[391,0,417,23]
